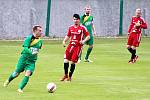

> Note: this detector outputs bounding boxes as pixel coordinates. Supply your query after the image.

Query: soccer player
[3,25,43,93]
[127,8,147,63]
[79,5,96,63]
[60,14,90,81]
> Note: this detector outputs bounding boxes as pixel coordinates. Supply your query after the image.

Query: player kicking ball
[127,8,147,64]
[3,25,43,93]
[60,14,90,81]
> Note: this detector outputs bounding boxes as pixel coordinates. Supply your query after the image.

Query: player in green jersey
[3,25,43,93]
[79,6,96,63]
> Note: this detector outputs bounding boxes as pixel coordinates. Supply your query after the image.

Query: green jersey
[21,35,42,61]
[80,14,93,36]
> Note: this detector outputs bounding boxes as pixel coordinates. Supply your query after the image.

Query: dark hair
[73,14,80,19]
[32,25,42,31]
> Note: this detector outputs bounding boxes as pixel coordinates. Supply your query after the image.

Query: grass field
[0,37,150,100]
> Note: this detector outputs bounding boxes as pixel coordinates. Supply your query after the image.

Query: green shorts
[15,54,36,74]
[86,36,94,45]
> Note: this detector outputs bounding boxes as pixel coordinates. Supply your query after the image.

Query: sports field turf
[0,37,150,100]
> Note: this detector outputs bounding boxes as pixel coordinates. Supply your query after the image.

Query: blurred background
[0,0,150,39]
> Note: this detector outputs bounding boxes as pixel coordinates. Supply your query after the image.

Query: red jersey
[128,16,147,34]
[67,25,89,46]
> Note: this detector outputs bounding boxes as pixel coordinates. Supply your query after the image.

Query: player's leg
[4,56,25,87]
[127,45,132,53]
[67,61,75,81]
[61,45,75,81]
[18,70,31,93]
[131,46,137,62]
[60,46,72,81]
[77,50,82,63]
[127,34,135,63]
[4,71,19,87]
[85,45,93,62]
[67,46,81,81]
[60,58,69,81]
[18,62,35,93]
[131,35,141,63]
[77,46,83,63]
[85,37,93,62]
[127,44,135,63]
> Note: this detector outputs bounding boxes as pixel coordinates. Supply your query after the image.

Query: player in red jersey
[60,14,90,81]
[127,8,147,64]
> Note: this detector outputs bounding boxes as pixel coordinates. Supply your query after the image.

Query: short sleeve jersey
[67,25,89,46]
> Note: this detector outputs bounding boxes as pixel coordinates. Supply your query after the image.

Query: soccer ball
[46,82,56,93]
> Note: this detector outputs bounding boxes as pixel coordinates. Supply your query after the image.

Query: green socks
[8,71,18,82]
[85,47,93,60]
[8,75,15,82]
[7,72,30,90]
[19,76,29,90]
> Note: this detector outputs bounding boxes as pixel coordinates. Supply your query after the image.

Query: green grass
[0,38,150,100]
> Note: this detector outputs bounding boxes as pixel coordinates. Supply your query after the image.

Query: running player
[3,25,43,93]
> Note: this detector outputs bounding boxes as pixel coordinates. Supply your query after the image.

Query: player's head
[135,8,141,18]
[32,25,43,38]
[85,5,91,15]
[73,14,80,26]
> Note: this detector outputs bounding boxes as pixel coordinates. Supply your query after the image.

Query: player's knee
[126,45,131,49]
[12,71,19,77]
[89,45,93,48]
[25,70,32,76]
[64,59,69,63]
[131,46,136,50]
[71,61,76,64]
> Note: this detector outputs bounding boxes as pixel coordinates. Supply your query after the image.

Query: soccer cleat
[133,55,138,63]
[84,59,93,63]
[67,77,72,81]
[60,74,68,81]
[17,89,23,93]
[3,80,9,87]
[128,59,134,64]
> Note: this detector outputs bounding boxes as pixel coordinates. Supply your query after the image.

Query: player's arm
[92,23,96,36]
[22,36,32,54]
[81,35,90,45]
[63,28,71,47]
[62,36,70,47]
[140,19,148,29]
[128,17,133,35]
[80,27,90,45]
[92,18,96,36]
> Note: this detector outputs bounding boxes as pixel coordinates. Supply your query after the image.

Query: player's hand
[62,41,66,47]
[135,22,140,27]
[32,51,39,55]
[30,47,39,55]
[93,31,97,36]
[80,40,85,45]
[127,33,130,38]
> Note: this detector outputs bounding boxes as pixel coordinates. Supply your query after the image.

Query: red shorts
[127,33,141,47]
[64,44,82,63]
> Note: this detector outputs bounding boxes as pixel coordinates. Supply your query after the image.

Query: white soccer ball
[46,82,56,93]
